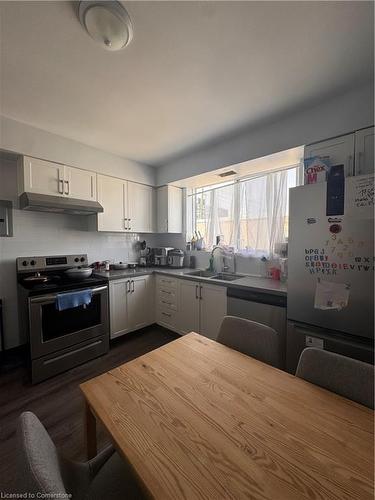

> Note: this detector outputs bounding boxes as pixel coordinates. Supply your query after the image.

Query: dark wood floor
[0,325,178,493]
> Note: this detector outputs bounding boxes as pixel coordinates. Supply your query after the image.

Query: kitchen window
[187,165,301,257]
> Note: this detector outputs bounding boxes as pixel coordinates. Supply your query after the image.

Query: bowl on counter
[64,267,93,280]
[112,262,129,270]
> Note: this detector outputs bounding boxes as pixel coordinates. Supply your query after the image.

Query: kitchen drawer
[157,275,178,289]
[156,307,178,328]
[158,286,178,300]
[158,295,178,311]
[158,287,177,303]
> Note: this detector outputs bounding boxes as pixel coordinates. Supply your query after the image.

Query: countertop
[94,267,287,297]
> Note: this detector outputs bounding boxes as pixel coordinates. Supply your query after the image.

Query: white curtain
[189,167,297,257]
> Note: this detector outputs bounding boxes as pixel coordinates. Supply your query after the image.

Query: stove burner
[17,254,107,295]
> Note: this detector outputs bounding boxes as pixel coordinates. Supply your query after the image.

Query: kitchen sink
[211,273,245,281]
[184,270,245,281]
[184,270,217,278]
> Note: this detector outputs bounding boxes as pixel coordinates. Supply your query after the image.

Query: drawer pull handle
[161,300,172,305]
[162,312,171,317]
[160,289,172,294]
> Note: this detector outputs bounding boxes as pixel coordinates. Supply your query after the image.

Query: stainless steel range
[17,254,109,383]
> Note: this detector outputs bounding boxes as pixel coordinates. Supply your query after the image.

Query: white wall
[157,81,374,185]
[0,157,160,349]
[0,116,156,186]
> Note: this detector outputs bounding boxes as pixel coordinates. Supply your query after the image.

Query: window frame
[186,163,303,254]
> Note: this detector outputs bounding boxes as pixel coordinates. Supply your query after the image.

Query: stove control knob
[74,257,79,262]
[30,260,36,266]
[22,260,29,266]
[80,257,85,262]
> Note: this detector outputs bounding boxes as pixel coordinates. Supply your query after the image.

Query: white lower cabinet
[127,275,154,331]
[155,277,227,340]
[178,280,200,335]
[109,275,154,339]
[199,283,228,340]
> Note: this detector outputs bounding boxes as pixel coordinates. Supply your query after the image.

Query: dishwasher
[227,287,287,369]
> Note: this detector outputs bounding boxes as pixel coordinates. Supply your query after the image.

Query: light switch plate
[305,335,324,349]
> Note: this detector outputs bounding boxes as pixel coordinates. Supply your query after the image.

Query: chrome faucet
[210,246,235,273]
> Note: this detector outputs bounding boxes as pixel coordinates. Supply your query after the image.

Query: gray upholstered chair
[217,315,281,368]
[296,348,374,409]
[16,411,146,500]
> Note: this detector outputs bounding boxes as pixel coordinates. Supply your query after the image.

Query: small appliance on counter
[167,249,185,268]
[139,241,152,267]
[152,247,173,266]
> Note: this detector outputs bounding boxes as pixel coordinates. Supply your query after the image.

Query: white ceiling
[0,1,373,167]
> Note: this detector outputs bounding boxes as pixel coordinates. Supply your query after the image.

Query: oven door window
[41,294,101,342]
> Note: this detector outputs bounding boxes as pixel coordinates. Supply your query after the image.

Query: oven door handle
[29,285,108,304]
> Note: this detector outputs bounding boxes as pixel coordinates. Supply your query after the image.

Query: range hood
[19,192,104,215]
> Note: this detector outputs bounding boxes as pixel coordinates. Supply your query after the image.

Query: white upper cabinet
[65,166,97,201]
[18,156,64,196]
[18,156,97,201]
[18,157,184,234]
[157,185,182,233]
[355,127,374,176]
[97,175,155,233]
[304,133,355,177]
[97,174,126,232]
[127,182,155,233]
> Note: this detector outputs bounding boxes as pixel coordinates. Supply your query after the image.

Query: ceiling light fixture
[78,1,133,51]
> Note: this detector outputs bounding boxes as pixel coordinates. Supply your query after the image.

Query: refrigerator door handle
[347,154,354,176]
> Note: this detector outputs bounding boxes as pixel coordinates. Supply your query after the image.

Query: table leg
[85,402,97,460]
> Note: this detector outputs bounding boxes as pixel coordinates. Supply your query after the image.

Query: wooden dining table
[80,332,374,500]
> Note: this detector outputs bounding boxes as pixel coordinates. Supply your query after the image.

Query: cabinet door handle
[64,180,69,195]
[126,280,130,293]
[124,219,128,230]
[161,289,171,294]
[131,280,135,293]
[199,285,203,300]
[161,300,172,305]
[195,284,199,300]
[58,179,64,194]
[162,312,171,317]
